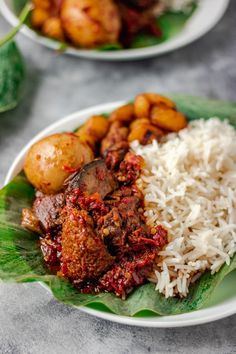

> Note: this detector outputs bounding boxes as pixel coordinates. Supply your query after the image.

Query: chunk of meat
[101,121,130,170]
[33,193,65,232]
[116,152,144,184]
[98,250,156,298]
[21,208,42,234]
[103,141,129,170]
[61,208,114,283]
[119,0,158,9]
[40,234,62,267]
[65,159,117,199]
[97,185,167,256]
[118,3,162,46]
[101,121,129,155]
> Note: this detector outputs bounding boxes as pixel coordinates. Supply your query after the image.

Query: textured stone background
[0,1,236,353]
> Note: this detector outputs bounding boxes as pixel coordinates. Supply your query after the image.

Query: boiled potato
[24,133,94,194]
[42,17,65,41]
[60,0,121,48]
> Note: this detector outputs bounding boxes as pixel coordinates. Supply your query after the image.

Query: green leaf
[0,96,236,317]
[13,0,29,15]
[170,95,236,126]
[0,41,25,113]
[0,3,32,48]
[97,43,123,51]
[131,5,196,49]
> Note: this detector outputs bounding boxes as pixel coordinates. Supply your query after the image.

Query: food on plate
[60,0,121,48]
[132,118,236,297]
[29,0,197,49]
[20,92,236,303]
[24,133,94,194]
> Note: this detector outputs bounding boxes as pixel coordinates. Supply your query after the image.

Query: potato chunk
[24,133,94,194]
[128,123,163,144]
[134,95,150,118]
[151,106,187,132]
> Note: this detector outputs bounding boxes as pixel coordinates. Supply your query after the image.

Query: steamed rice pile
[131,118,236,298]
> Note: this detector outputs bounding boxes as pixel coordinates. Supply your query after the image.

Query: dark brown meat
[98,250,156,298]
[118,2,162,46]
[33,193,65,232]
[98,185,165,255]
[101,122,129,155]
[60,207,114,284]
[65,159,118,199]
[40,234,62,268]
[101,122,129,170]
[119,0,158,9]
[116,152,144,184]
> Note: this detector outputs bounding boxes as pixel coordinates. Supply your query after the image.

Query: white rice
[131,118,236,298]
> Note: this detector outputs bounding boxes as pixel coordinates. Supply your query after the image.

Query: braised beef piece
[116,152,144,184]
[32,193,65,233]
[98,185,166,256]
[98,250,156,298]
[119,0,158,9]
[101,122,129,169]
[67,190,109,225]
[64,159,117,198]
[60,207,114,284]
[118,2,162,46]
[40,234,62,268]
[99,186,143,254]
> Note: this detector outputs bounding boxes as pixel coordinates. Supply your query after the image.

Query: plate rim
[0,0,230,60]
[4,100,236,327]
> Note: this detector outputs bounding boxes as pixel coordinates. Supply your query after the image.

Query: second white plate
[0,0,230,60]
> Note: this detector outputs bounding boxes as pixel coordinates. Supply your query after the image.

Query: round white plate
[5,101,236,327]
[0,0,230,60]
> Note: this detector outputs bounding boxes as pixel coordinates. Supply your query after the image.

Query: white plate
[5,101,236,327]
[0,0,230,60]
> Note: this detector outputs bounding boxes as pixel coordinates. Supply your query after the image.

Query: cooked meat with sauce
[65,159,117,198]
[22,93,187,298]
[33,193,65,233]
[61,208,114,283]
[30,0,163,49]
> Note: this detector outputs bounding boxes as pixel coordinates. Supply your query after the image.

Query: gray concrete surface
[0,1,236,353]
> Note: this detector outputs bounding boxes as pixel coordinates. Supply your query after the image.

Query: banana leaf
[0,41,25,113]
[0,96,236,317]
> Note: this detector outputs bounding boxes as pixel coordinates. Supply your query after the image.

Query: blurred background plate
[0,0,230,61]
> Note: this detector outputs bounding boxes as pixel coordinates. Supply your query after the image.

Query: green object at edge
[0,41,25,113]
